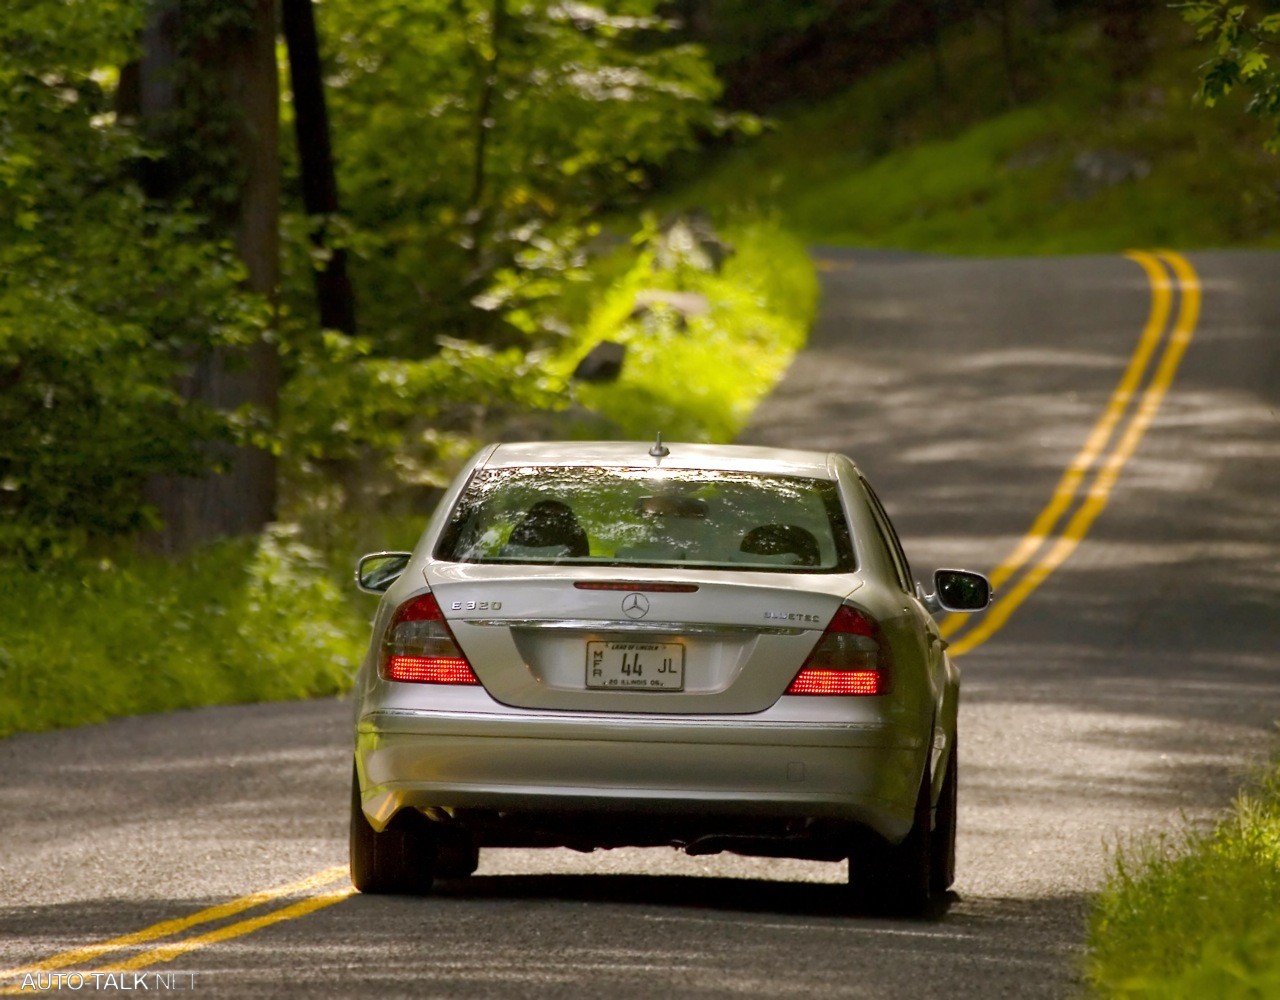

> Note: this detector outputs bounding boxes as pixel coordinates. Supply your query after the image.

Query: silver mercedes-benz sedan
[350,440,990,913]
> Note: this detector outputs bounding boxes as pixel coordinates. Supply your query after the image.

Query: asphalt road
[2,250,1278,998]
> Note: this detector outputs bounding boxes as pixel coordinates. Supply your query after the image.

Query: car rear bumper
[356,708,925,842]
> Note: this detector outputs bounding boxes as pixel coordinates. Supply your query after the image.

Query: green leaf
[1240,50,1269,79]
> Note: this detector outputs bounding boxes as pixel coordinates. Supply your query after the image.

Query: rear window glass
[434,467,855,573]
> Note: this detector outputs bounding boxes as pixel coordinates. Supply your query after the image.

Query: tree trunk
[136,3,180,200]
[142,0,281,552]
[282,0,357,335]
[1100,0,1151,83]
[998,0,1020,104]
[466,0,507,271]
[924,0,947,108]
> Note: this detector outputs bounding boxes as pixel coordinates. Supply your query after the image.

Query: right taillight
[380,593,481,686]
[785,605,892,696]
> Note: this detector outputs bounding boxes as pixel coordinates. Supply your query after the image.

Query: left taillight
[380,593,481,686]
[784,604,892,696]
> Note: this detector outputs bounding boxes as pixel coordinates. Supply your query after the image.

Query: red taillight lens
[785,605,890,697]
[381,593,480,686]
[785,668,881,696]
[385,656,479,685]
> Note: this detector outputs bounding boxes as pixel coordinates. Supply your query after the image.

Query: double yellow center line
[939,250,1201,656]
[0,867,353,993]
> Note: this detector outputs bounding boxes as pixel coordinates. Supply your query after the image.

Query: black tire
[847,763,932,916]
[930,737,958,896]
[349,765,436,895]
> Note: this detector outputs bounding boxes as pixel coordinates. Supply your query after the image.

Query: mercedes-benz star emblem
[621,593,650,619]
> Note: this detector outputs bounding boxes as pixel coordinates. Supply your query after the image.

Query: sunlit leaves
[306,0,725,353]
[548,2,672,37]
[1241,49,1270,78]
[279,330,565,508]
[1182,0,1280,152]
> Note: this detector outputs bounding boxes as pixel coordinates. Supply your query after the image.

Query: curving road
[2,250,1278,998]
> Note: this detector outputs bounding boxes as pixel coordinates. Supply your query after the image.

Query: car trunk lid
[422,564,860,714]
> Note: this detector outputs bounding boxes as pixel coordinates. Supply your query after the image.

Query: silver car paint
[353,442,959,847]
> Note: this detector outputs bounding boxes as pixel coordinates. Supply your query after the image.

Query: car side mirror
[933,568,991,612]
[355,552,413,595]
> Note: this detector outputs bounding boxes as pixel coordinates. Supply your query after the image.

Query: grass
[664,14,1280,254]
[1087,758,1280,996]
[0,526,366,739]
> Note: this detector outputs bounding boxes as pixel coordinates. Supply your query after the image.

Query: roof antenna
[649,432,670,459]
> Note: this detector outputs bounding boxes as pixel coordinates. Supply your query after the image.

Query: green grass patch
[0,526,366,739]
[568,219,818,442]
[1087,759,1280,997]
[664,15,1280,254]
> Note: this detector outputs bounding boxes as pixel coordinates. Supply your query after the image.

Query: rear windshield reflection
[434,467,855,573]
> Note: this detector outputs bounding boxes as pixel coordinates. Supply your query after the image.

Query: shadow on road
[422,872,959,922]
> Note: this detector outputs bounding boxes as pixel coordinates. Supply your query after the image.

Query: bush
[278,331,566,524]
[0,525,364,738]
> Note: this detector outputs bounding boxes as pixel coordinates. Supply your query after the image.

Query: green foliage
[570,218,817,442]
[1182,0,1280,152]
[279,330,564,516]
[0,525,364,738]
[663,13,1280,253]
[1087,757,1280,997]
[0,0,813,740]
[302,0,730,352]
[279,214,816,516]
[0,0,275,557]
[0,213,818,739]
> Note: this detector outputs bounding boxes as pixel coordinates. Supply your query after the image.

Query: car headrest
[507,500,590,558]
[739,524,820,567]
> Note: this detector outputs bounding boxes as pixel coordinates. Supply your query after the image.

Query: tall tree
[461,0,509,274]
[282,0,357,335]
[997,0,1021,103]
[140,0,281,551]
[1100,0,1152,82]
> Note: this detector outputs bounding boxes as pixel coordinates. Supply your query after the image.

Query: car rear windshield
[434,466,855,573]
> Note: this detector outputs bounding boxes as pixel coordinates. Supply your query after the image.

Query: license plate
[585,640,684,691]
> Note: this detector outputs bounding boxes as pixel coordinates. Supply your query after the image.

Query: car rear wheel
[349,765,436,894]
[847,763,932,916]
[930,737,958,896]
